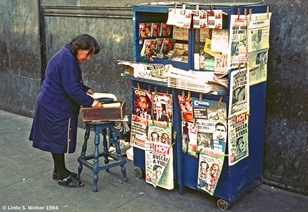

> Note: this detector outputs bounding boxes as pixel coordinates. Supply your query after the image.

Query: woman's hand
[86,89,94,95]
[91,100,103,108]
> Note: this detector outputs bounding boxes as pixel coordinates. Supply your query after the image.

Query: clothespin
[221,11,228,16]
[182,90,185,98]
[182,3,186,10]
[187,91,191,99]
[199,93,202,101]
[193,119,196,126]
[244,8,247,20]
[218,96,223,106]
[238,64,241,72]
[154,87,157,96]
[173,131,177,140]
[237,8,240,20]
[210,4,213,13]
[249,9,252,21]
[260,59,264,70]
[137,83,140,91]
[148,85,151,93]
[266,6,270,18]
[166,88,169,95]
[245,63,248,72]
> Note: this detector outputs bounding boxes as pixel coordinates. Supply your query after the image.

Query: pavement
[0,109,307,212]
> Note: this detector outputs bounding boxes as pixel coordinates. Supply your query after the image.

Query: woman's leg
[51,152,70,180]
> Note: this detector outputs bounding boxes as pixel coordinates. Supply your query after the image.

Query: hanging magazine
[228,111,249,166]
[145,121,173,190]
[130,88,153,149]
[197,149,224,196]
[192,97,227,154]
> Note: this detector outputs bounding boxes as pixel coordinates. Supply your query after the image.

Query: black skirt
[29,102,78,153]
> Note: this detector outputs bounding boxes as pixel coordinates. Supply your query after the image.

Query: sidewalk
[0,109,307,212]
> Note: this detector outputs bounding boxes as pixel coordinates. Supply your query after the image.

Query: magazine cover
[160,38,175,56]
[139,23,151,38]
[145,120,173,190]
[160,23,172,37]
[130,88,153,149]
[150,23,161,37]
[197,149,224,195]
[192,97,227,154]
[140,39,156,57]
[152,92,173,123]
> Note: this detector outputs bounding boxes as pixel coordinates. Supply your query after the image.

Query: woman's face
[76,49,94,64]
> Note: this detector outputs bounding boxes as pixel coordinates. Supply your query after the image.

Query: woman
[29,34,102,188]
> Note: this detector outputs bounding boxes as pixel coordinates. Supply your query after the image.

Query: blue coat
[38,44,94,118]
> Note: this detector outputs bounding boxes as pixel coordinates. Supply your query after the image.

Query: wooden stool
[77,121,128,192]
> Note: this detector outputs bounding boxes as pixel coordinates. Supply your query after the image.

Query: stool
[77,121,128,192]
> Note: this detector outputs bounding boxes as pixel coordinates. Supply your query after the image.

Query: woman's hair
[69,34,100,57]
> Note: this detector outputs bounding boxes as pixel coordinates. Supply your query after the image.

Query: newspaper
[247,13,272,53]
[247,49,268,85]
[229,15,248,68]
[228,111,249,166]
[118,60,167,81]
[228,67,250,117]
[145,122,173,190]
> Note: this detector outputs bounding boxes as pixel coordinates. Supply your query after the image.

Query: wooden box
[81,101,125,122]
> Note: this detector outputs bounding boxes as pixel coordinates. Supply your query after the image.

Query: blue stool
[77,121,128,192]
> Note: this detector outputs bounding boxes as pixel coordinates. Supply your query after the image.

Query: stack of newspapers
[165,65,228,94]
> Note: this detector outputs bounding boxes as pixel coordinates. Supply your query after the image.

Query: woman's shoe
[58,174,84,187]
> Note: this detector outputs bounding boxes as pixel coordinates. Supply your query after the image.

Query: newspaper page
[228,111,249,166]
[229,15,248,68]
[246,13,271,85]
[229,67,250,117]
[247,13,271,53]
[192,98,227,154]
[247,49,268,85]
[197,149,224,195]
[145,122,174,190]
[130,88,153,149]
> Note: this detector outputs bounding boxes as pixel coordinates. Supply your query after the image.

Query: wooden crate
[81,101,125,121]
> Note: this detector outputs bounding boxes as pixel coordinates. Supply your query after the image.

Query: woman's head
[69,34,100,63]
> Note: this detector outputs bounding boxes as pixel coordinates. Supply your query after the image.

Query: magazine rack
[123,2,269,210]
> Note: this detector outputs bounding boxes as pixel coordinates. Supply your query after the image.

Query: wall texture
[0,0,307,195]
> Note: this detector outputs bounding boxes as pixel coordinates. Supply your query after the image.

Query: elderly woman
[29,34,102,188]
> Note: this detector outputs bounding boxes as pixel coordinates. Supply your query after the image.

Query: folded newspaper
[118,60,168,81]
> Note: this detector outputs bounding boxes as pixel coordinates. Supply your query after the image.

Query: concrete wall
[0,0,307,195]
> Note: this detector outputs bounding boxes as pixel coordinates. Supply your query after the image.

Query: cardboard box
[82,101,125,122]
